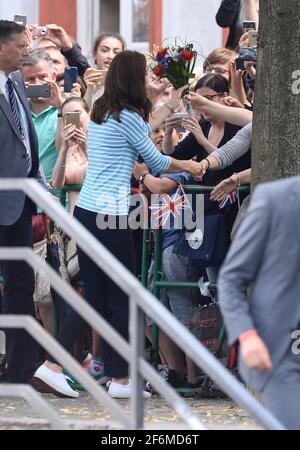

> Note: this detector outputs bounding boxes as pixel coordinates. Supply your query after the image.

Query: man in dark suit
[0,20,40,383]
[219,177,300,429]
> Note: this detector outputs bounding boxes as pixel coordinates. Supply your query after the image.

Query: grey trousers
[262,349,300,430]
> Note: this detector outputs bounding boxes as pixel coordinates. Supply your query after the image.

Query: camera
[32,26,48,38]
[235,47,257,71]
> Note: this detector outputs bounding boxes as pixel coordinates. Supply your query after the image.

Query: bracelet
[165,103,176,114]
[239,329,258,344]
[139,172,150,184]
[233,172,241,187]
[204,158,211,169]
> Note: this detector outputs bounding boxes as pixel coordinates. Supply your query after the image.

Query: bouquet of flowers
[149,43,197,90]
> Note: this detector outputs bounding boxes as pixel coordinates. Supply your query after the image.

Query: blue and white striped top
[77,109,171,215]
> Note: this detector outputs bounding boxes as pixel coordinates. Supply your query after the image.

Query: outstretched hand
[240,335,273,371]
[210,175,239,201]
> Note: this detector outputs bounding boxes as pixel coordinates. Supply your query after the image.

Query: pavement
[0,392,261,430]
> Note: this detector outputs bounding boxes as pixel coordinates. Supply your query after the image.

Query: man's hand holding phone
[47,80,65,109]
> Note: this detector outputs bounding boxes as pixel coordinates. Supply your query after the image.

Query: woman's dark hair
[93,32,126,55]
[91,50,152,124]
[194,73,229,94]
[62,97,90,114]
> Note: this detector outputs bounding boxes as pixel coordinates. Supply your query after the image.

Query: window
[133,0,150,43]
[120,0,150,53]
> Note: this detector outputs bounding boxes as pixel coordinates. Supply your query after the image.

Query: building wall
[163,0,222,68]
[40,0,77,38]
[0,0,39,23]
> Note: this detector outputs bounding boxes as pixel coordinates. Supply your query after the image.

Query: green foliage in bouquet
[149,43,197,90]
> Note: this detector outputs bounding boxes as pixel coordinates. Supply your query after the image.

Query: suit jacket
[218,176,300,390]
[0,71,39,226]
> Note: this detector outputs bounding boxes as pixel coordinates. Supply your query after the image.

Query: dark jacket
[216,0,242,49]
[0,71,39,226]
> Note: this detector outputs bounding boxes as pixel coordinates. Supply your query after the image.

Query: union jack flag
[217,190,238,209]
[149,185,191,227]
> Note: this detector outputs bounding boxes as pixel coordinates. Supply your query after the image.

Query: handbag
[172,210,231,267]
[190,302,236,399]
[190,302,226,356]
[65,238,81,281]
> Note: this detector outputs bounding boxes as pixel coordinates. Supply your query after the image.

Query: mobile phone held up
[64,67,78,93]
[171,112,189,133]
[14,15,27,26]
[243,20,256,33]
[26,84,51,99]
[64,112,81,129]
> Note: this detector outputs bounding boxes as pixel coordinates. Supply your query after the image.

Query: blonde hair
[203,48,237,71]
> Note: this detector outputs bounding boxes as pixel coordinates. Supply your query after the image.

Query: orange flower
[181,50,194,61]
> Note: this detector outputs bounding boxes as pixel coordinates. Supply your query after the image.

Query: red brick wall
[39,0,77,38]
[149,0,163,51]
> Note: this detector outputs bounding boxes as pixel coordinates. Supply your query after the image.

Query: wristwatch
[139,172,150,184]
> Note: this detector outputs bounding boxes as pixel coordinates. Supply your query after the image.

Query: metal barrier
[0,179,284,430]
[0,383,69,430]
[141,184,250,369]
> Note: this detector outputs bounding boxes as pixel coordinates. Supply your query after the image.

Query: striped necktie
[6,78,32,175]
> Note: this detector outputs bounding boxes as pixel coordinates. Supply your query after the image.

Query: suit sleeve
[61,44,90,77]
[218,185,272,345]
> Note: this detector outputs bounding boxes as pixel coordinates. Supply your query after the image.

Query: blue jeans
[48,207,136,378]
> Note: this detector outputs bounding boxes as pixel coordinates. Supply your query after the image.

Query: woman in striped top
[33,50,203,399]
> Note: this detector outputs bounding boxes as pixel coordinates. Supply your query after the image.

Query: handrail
[0,384,69,430]
[0,179,284,430]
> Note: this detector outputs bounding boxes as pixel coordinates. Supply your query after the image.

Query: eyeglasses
[202,93,224,101]
[205,66,230,76]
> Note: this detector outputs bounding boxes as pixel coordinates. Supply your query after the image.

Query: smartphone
[26,84,51,98]
[243,21,256,33]
[248,30,258,47]
[14,15,27,26]
[171,112,189,133]
[32,26,48,38]
[64,112,81,129]
[64,67,78,93]
[235,58,245,71]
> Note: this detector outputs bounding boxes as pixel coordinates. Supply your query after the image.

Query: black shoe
[166,369,186,388]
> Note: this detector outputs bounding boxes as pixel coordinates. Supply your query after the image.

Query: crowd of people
[1,0,299,430]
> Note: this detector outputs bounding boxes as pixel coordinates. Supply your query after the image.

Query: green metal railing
[141,184,250,391]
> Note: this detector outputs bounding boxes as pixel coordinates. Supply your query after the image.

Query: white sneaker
[33,365,79,398]
[108,380,151,399]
